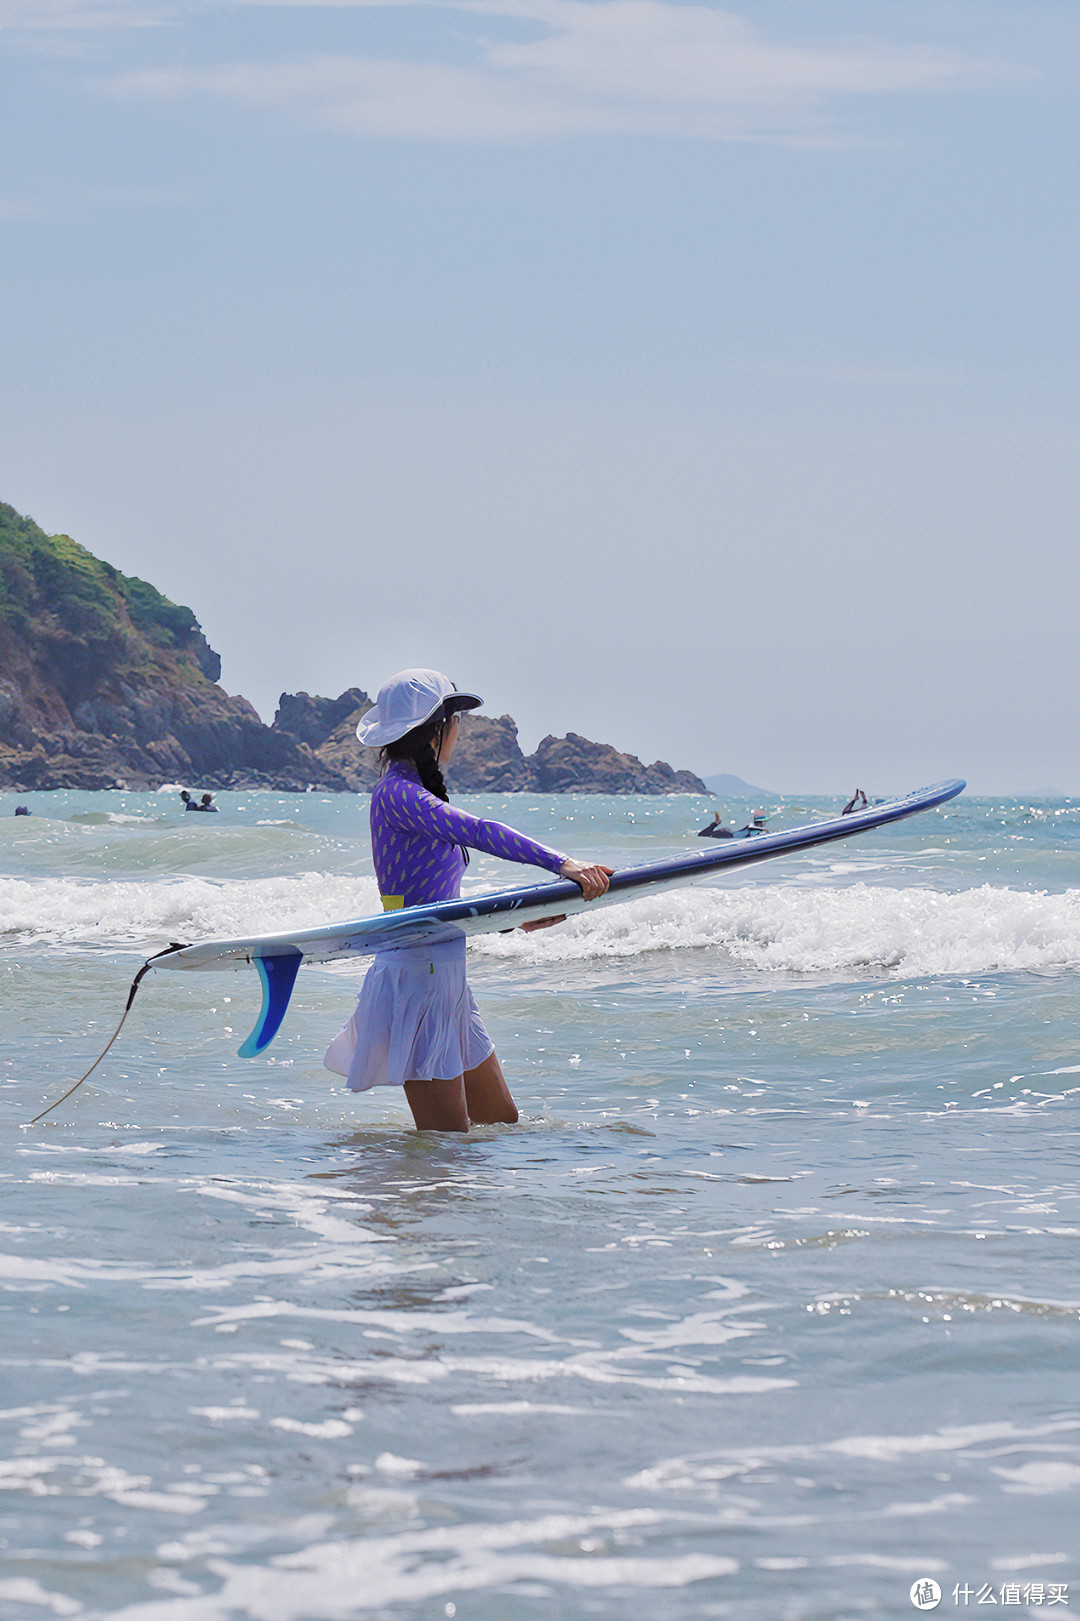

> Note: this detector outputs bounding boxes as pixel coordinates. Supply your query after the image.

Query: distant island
[702,773,776,799]
[0,502,715,795]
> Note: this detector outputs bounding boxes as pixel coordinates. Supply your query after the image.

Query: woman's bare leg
[403,1077,469,1132]
[463,1051,518,1125]
[402,1053,518,1131]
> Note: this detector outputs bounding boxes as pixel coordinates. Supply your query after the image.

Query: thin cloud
[114,54,627,140]
[477,1,999,103]
[108,1,1021,144]
[0,184,193,218]
[0,0,170,28]
[229,0,410,7]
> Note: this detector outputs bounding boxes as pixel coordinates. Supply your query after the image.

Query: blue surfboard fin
[238,950,303,1058]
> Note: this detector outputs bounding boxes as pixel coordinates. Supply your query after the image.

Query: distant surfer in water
[324,669,612,1132]
[698,812,733,839]
[180,790,218,812]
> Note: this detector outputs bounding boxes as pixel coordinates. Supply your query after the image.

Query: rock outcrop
[276,703,707,795]
[0,502,707,794]
[528,733,704,794]
[268,688,377,792]
[0,504,343,792]
[446,714,535,792]
[309,713,382,793]
[272,687,371,751]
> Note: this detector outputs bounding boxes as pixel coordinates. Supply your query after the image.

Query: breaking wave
[473,882,1080,977]
[2,872,1079,978]
[0,873,382,951]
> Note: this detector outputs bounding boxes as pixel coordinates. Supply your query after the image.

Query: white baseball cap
[355,669,482,747]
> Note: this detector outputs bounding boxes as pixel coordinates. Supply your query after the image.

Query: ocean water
[1,786,1077,1621]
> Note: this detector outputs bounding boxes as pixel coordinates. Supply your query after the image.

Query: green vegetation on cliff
[0,502,340,791]
[0,502,706,793]
[0,503,219,704]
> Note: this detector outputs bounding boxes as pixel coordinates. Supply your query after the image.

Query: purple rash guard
[370,760,568,908]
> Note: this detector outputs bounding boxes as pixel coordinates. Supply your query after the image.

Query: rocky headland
[0,503,706,795]
[274,703,706,795]
[0,504,339,792]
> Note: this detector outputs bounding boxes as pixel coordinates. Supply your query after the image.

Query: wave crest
[472,882,1080,976]
[0,873,381,950]
[3,874,1078,978]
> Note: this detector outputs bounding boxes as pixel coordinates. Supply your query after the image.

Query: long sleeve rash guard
[370,760,568,908]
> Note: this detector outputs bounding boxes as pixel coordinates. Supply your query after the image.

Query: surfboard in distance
[149,778,965,1057]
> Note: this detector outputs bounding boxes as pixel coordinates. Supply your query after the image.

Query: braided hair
[379,704,450,802]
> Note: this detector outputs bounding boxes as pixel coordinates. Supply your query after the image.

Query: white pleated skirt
[323,937,494,1092]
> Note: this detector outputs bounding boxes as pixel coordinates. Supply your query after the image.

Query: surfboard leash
[26,943,189,1126]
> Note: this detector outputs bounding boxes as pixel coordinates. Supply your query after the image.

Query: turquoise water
[1,788,1077,1619]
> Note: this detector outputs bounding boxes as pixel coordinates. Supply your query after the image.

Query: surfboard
[149,778,964,1057]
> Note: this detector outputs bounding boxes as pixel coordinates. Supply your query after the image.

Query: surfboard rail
[150,778,965,1055]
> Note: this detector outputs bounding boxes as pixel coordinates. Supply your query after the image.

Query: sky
[2,0,1077,794]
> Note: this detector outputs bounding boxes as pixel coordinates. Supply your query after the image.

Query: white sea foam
[473,882,1080,977]
[66,811,166,827]
[104,1509,736,1619]
[2,873,1079,977]
[625,1418,1080,1494]
[0,873,381,949]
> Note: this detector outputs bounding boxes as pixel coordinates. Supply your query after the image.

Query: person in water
[14,805,30,816]
[180,790,217,812]
[698,812,733,839]
[324,669,612,1132]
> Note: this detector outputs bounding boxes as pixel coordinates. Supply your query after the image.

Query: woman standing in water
[325,670,612,1132]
